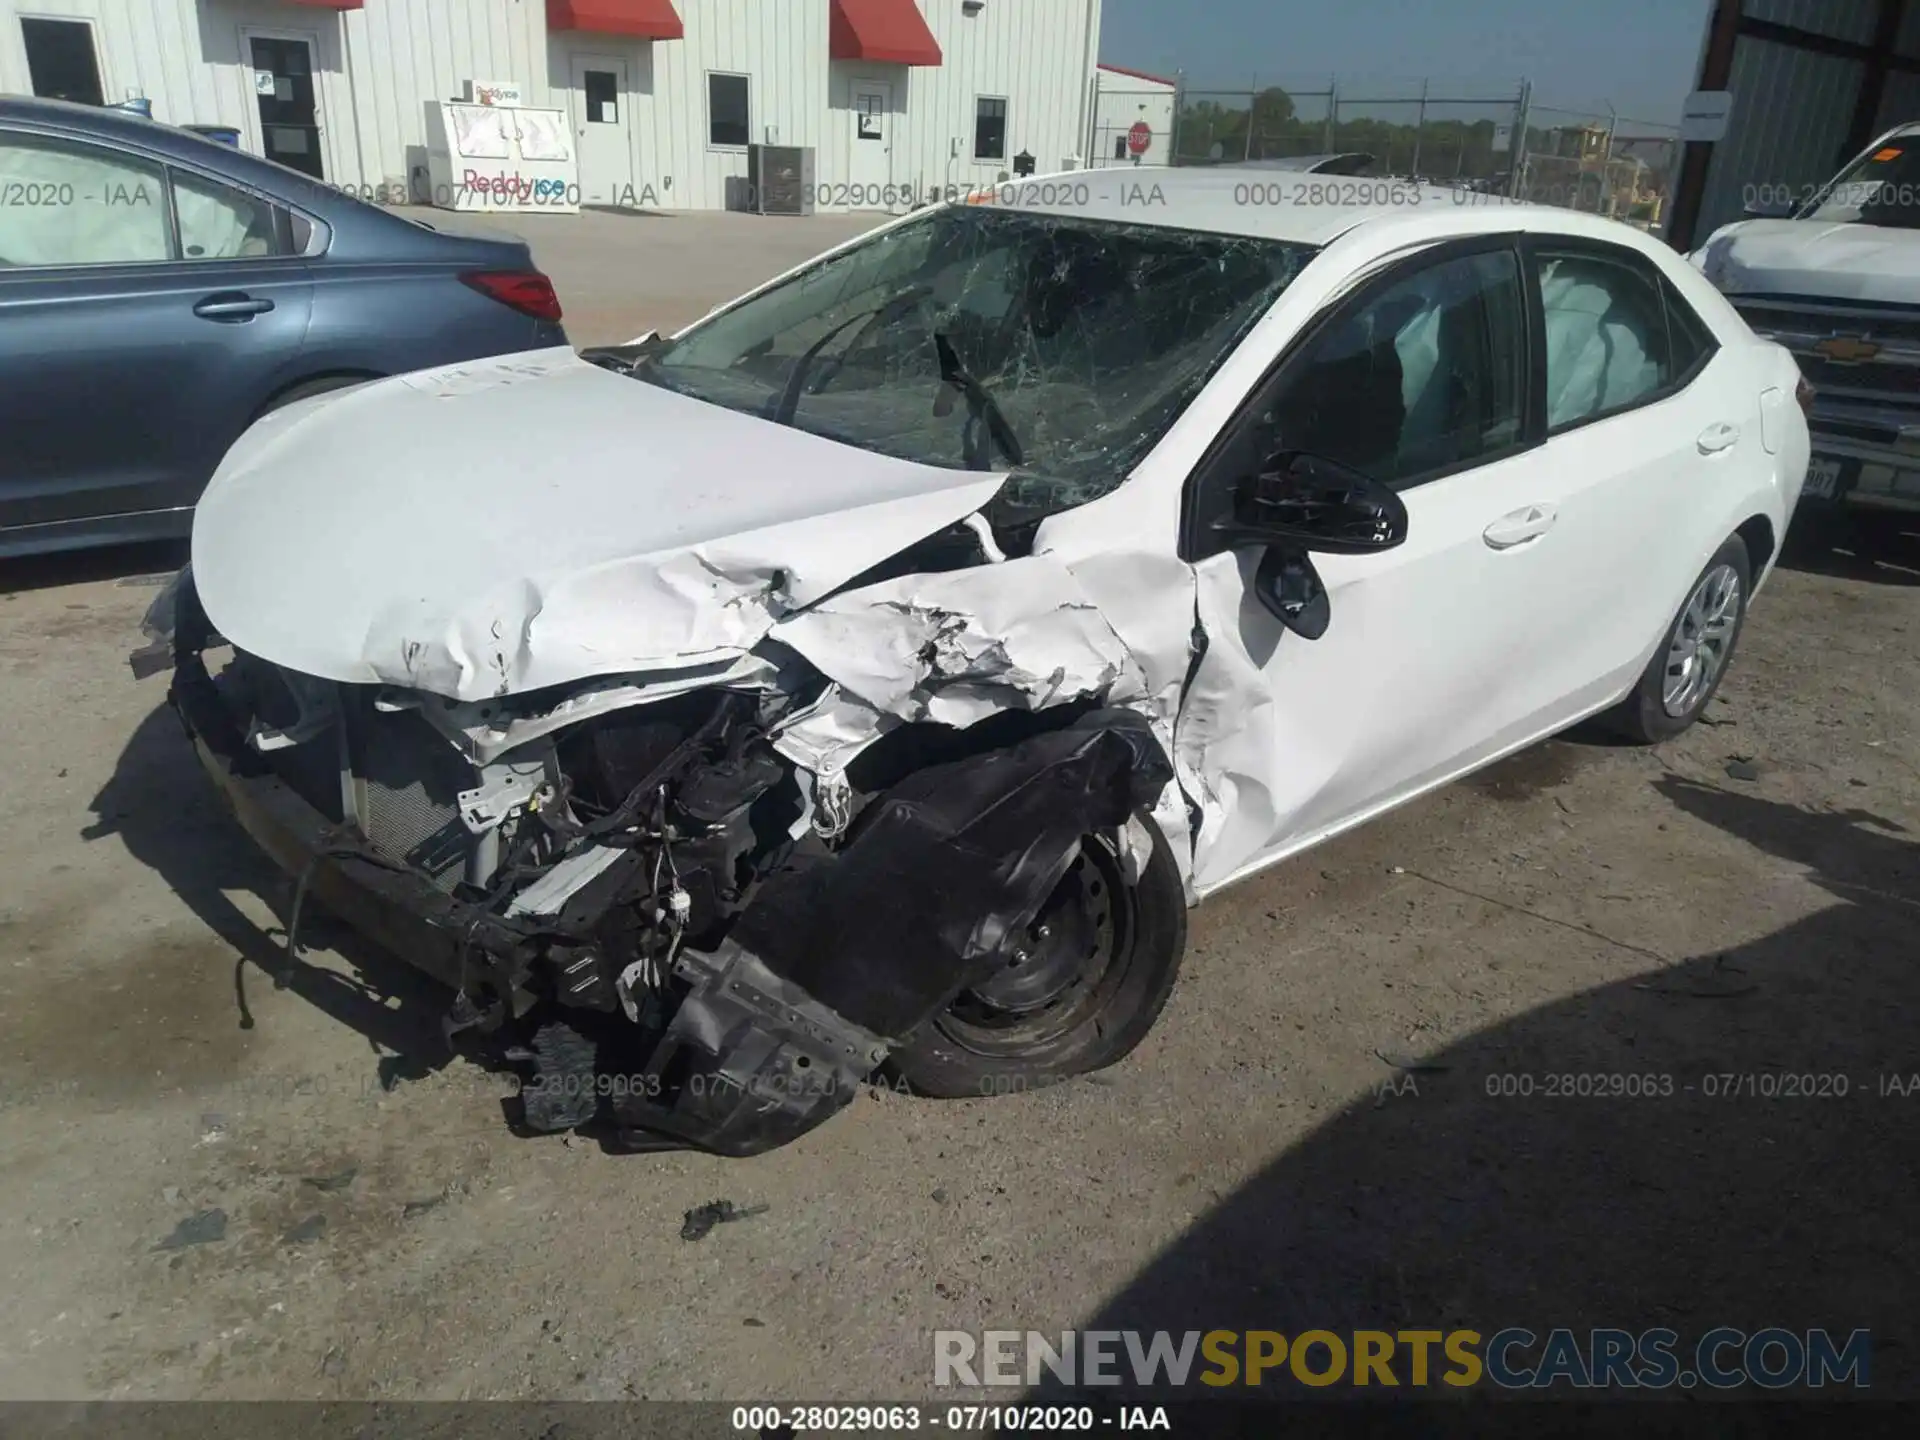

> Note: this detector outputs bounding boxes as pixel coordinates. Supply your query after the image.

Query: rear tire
[1604,534,1751,744]
[888,817,1187,1099]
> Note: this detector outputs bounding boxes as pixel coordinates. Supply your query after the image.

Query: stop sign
[1127,120,1152,156]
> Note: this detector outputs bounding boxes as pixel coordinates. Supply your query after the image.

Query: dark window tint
[21,18,103,106]
[0,133,169,266]
[709,73,750,148]
[1263,249,1526,486]
[584,70,618,125]
[1534,248,1671,430]
[173,171,282,259]
[1663,278,1718,379]
[975,97,1008,161]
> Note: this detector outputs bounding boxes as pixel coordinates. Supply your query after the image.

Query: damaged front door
[1179,239,1562,892]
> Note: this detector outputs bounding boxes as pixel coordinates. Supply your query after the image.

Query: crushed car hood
[191,348,1008,700]
[1695,219,1920,303]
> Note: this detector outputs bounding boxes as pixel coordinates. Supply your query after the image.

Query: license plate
[1805,456,1842,500]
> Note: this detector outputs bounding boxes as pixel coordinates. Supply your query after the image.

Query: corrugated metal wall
[0,0,1100,210]
[1742,0,1879,44]
[1698,32,1864,237]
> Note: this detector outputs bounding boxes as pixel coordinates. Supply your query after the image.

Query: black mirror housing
[1230,452,1410,555]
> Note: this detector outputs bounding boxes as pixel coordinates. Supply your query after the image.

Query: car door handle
[1483,504,1557,550]
[193,292,274,321]
[1697,421,1741,454]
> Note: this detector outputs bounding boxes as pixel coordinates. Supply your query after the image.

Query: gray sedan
[0,96,569,557]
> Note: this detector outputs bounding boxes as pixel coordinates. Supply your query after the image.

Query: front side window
[975,97,1008,162]
[173,171,281,259]
[1534,248,1670,430]
[1800,136,1920,229]
[636,206,1314,515]
[709,73,750,148]
[0,133,169,267]
[1261,249,1526,486]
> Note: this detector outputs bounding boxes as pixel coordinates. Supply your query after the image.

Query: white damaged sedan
[141,171,1809,1154]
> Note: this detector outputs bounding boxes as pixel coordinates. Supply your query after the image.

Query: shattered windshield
[1801,137,1920,228]
[637,206,1315,510]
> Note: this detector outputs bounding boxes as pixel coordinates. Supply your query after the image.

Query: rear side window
[0,131,169,267]
[172,169,282,259]
[1533,247,1672,431]
[1662,278,1718,381]
[1260,248,1527,487]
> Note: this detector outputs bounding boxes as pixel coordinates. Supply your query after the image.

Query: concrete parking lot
[2,208,1917,1403]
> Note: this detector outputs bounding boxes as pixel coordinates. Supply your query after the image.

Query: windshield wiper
[772,286,929,427]
[933,332,1025,470]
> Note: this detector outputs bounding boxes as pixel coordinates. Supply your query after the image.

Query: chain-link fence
[1116,76,1682,232]
[1163,76,1527,191]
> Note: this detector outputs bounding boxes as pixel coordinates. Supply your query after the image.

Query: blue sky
[1100,0,1712,126]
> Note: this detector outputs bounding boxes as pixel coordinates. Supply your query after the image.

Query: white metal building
[1088,60,1173,169]
[0,0,1103,211]
[1672,0,1920,247]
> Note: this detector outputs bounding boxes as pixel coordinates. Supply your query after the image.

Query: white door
[1181,242,1571,891]
[1515,240,1754,720]
[848,79,894,209]
[571,55,633,207]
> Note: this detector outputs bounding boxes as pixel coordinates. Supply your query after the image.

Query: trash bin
[183,124,242,147]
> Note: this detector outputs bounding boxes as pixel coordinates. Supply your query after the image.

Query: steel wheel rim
[1661,562,1742,718]
[936,833,1137,1059]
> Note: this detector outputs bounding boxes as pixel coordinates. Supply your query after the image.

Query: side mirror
[1233,452,1409,554]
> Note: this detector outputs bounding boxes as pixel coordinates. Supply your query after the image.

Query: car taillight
[460,270,563,323]
[1796,375,1815,417]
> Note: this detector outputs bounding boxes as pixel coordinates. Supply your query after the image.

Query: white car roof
[988,165,1636,250]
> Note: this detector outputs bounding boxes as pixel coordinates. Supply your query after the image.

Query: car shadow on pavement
[0,539,188,597]
[1036,778,1919,1401]
[87,702,461,1088]
[1779,511,1920,588]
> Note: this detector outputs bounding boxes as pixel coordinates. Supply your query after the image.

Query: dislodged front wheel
[888,817,1188,1099]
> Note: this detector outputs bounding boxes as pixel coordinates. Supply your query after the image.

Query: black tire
[888,816,1188,1099]
[1604,534,1752,744]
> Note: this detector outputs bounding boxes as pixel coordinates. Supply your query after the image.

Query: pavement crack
[1401,868,1671,964]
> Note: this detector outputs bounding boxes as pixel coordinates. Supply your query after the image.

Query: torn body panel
[168,566,1175,1153]
[188,349,1007,701]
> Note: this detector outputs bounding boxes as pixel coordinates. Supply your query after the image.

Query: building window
[974,97,1007,162]
[21,18,105,106]
[709,73,750,149]
[583,70,619,126]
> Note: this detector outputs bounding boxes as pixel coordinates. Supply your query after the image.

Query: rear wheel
[1604,534,1751,744]
[888,818,1187,1099]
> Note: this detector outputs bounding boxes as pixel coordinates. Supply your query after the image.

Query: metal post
[1243,73,1257,161]
[1171,70,1184,167]
[1411,79,1427,178]
[1325,77,1338,154]
[1507,79,1532,197]
[1600,101,1619,216]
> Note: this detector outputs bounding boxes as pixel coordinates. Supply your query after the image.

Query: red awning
[284,0,365,10]
[829,0,943,66]
[546,0,685,40]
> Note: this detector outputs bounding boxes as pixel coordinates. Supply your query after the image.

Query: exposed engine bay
[161,571,1173,1156]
